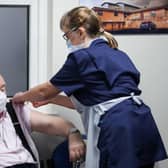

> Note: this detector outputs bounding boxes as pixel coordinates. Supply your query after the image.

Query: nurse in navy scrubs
[13,6,167,168]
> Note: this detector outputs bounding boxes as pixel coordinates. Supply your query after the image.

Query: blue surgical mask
[66,39,72,49]
[66,39,87,53]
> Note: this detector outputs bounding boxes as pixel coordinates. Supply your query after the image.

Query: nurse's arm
[13,81,60,104]
[32,95,75,109]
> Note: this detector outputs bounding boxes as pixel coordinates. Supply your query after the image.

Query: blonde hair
[60,6,118,49]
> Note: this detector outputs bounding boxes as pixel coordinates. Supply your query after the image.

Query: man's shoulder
[12,103,32,131]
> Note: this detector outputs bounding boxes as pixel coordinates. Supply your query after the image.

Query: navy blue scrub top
[50,39,141,106]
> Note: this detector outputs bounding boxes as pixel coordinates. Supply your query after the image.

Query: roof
[101,2,141,9]
[93,4,168,14]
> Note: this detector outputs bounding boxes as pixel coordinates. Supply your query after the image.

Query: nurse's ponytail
[99,29,118,49]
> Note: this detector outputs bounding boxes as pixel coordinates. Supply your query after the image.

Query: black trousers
[140,164,154,168]
[6,163,37,168]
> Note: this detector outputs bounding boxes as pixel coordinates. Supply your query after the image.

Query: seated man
[0,74,85,168]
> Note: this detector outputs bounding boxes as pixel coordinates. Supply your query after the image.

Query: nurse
[13,6,167,168]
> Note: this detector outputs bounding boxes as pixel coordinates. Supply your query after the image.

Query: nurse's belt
[70,93,141,168]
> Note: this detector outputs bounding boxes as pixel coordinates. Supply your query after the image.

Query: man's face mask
[0,91,7,112]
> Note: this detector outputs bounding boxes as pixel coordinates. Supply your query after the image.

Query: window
[0,5,29,96]
[97,11,103,16]
[114,11,118,16]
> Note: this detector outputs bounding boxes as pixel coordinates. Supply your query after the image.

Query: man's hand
[68,132,86,162]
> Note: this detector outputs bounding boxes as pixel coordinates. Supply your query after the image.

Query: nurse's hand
[68,131,86,162]
[12,92,25,104]
[32,100,50,107]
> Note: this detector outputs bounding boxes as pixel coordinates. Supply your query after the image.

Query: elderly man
[0,74,85,168]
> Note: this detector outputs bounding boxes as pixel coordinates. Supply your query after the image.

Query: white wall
[51,0,85,128]
[116,35,168,167]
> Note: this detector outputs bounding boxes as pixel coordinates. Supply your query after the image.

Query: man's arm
[30,110,85,161]
[30,110,74,136]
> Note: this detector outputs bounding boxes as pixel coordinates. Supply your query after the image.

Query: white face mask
[66,39,87,53]
[0,91,7,113]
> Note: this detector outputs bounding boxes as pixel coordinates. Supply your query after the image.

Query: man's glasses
[62,27,78,41]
